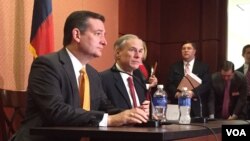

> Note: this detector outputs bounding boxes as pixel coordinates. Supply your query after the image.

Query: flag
[29,0,54,58]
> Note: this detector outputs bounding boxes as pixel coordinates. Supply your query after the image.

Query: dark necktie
[246,66,250,96]
[79,68,90,111]
[222,80,230,118]
[127,77,138,107]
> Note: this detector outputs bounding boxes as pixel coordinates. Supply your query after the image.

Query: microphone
[184,75,207,123]
[111,66,161,127]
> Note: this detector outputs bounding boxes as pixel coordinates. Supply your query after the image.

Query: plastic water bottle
[178,87,191,124]
[152,84,167,121]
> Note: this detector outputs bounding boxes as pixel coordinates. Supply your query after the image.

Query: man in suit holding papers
[166,41,211,117]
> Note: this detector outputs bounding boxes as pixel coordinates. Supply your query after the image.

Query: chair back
[0,88,27,141]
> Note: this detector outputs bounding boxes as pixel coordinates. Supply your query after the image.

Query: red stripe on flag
[30,14,54,57]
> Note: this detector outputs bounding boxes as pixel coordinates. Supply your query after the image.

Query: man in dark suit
[237,44,250,74]
[100,34,157,110]
[166,41,211,117]
[13,11,148,141]
[236,44,250,119]
[208,61,247,119]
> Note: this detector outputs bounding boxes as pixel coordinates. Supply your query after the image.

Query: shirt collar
[115,63,131,78]
[184,58,195,66]
[66,48,85,82]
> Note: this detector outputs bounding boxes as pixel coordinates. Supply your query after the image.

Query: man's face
[243,47,250,64]
[117,38,144,72]
[221,69,234,81]
[78,18,107,58]
[181,43,196,62]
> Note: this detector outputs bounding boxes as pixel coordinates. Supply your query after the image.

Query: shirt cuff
[99,113,108,127]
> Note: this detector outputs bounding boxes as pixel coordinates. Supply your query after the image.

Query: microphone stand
[184,75,207,123]
[190,94,207,123]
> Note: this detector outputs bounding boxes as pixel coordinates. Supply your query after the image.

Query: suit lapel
[133,79,146,103]
[176,61,185,76]
[192,60,198,74]
[85,65,96,109]
[113,71,133,108]
[58,49,80,105]
[238,65,244,73]
[133,70,147,103]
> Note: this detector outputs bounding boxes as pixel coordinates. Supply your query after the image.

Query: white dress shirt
[116,63,141,107]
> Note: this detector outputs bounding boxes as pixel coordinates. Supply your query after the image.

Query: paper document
[177,73,201,90]
[166,104,179,121]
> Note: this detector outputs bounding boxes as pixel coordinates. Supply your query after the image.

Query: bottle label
[153,97,167,106]
[178,97,191,106]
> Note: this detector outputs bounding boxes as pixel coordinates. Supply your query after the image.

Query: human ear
[72,28,81,42]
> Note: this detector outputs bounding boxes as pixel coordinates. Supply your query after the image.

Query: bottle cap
[157,84,164,89]
[182,87,188,91]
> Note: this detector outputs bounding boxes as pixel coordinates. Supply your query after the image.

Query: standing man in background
[13,11,148,141]
[166,41,211,118]
[237,44,250,119]
[100,34,157,110]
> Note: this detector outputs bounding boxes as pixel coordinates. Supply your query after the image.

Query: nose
[134,51,142,59]
[101,37,107,46]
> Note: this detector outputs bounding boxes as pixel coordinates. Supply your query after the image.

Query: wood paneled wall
[119,0,227,84]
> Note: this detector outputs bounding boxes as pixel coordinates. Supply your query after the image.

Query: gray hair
[114,34,140,50]
[114,34,147,60]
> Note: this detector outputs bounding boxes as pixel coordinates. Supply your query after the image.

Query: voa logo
[226,129,246,136]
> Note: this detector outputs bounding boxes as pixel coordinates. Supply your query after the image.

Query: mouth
[131,61,141,66]
[132,60,140,63]
[97,47,103,51]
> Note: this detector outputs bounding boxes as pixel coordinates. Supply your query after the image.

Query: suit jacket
[208,71,247,119]
[236,65,244,74]
[100,65,147,109]
[13,49,120,141]
[166,60,211,117]
[237,65,250,119]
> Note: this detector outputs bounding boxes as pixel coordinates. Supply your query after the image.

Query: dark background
[119,0,227,84]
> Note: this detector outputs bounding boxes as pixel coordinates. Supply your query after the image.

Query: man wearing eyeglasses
[208,61,247,120]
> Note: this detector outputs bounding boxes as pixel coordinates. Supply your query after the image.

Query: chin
[94,53,102,58]
[133,65,140,70]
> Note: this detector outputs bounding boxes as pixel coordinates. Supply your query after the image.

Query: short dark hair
[220,61,234,72]
[63,10,105,46]
[181,41,196,50]
[242,44,250,56]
